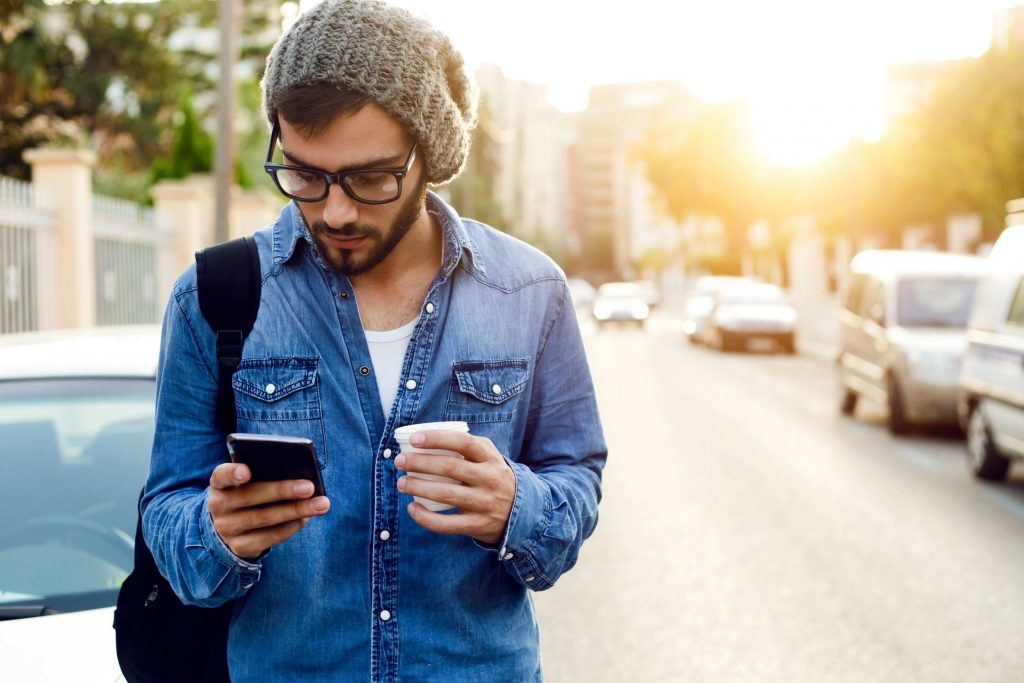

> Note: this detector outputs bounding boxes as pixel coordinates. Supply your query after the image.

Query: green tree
[912,46,1024,239]
[447,97,506,232]
[638,101,765,272]
[2,0,277,200]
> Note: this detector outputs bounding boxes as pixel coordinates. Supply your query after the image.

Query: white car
[683,275,754,343]
[591,282,649,328]
[701,282,798,353]
[959,226,1024,480]
[0,325,160,683]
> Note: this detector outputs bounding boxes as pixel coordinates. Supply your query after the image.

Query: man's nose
[321,182,359,229]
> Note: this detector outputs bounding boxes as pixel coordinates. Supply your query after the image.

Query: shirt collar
[272,191,486,279]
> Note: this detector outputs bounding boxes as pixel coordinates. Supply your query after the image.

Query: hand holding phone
[207,433,330,560]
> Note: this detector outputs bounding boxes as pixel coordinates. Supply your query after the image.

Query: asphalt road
[534,310,1024,683]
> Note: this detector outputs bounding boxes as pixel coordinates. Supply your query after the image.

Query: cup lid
[394,421,469,442]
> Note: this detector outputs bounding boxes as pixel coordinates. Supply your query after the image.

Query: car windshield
[0,378,154,615]
[897,278,979,328]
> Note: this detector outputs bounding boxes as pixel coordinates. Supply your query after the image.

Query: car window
[0,378,155,614]
[1007,276,1024,327]
[896,278,979,328]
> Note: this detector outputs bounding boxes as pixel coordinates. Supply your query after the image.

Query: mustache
[312,221,380,240]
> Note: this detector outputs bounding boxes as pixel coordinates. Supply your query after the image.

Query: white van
[958,226,1024,480]
[837,250,989,434]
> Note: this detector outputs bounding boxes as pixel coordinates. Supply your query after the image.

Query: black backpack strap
[196,235,262,434]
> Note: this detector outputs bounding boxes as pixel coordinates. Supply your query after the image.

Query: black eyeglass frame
[263,121,418,205]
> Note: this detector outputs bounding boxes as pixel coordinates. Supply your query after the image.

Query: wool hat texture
[261,0,478,185]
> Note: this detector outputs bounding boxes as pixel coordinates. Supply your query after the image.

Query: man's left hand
[395,431,515,546]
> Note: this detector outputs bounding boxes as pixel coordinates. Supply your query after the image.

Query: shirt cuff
[476,458,552,590]
[199,496,265,588]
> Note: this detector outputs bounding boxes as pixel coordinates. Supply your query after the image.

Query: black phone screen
[226,433,326,497]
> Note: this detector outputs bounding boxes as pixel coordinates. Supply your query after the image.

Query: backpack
[114,235,262,683]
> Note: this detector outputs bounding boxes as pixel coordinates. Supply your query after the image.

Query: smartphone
[226,433,327,497]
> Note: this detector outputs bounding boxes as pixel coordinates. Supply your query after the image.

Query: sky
[294,0,1019,163]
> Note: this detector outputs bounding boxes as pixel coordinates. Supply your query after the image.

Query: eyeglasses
[263,121,417,204]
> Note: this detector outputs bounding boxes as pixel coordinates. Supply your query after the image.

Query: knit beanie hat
[261,0,478,185]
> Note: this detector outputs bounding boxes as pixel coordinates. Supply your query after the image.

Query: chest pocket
[232,357,327,467]
[443,359,529,424]
[232,357,321,421]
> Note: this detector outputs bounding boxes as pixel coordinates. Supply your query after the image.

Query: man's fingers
[227,519,307,560]
[210,462,250,489]
[210,476,318,515]
[396,475,489,511]
[406,503,492,539]
[214,496,330,538]
[406,431,497,463]
[395,451,479,485]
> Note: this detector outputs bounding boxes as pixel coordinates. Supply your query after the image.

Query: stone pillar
[24,147,97,329]
[230,186,285,240]
[151,175,216,291]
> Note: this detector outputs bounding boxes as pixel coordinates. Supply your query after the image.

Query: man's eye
[349,172,390,187]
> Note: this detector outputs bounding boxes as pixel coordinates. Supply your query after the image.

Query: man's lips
[323,233,367,250]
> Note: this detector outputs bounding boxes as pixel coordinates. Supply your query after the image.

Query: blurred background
[1,1,1024,681]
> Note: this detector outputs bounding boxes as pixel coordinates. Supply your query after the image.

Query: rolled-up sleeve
[141,281,262,607]
[491,281,607,590]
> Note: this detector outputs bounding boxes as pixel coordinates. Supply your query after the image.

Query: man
[142,1,606,680]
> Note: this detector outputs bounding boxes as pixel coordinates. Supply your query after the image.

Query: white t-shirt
[364,316,419,416]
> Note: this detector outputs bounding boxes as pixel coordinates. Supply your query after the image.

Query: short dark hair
[273,82,371,139]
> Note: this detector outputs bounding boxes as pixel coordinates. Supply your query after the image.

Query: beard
[309,178,427,276]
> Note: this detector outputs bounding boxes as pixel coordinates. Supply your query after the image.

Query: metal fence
[92,194,171,326]
[0,177,56,334]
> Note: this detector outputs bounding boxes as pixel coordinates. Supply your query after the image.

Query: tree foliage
[1,0,275,200]
[638,43,1024,257]
[638,101,765,268]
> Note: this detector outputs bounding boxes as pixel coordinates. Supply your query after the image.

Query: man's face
[277,104,426,276]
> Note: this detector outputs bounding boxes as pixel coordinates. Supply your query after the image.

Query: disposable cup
[394,421,470,512]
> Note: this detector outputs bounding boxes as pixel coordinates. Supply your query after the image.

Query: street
[534,310,1024,683]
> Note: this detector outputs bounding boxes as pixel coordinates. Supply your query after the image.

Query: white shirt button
[525,576,535,582]
[265,383,277,395]
[382,448,392,459]
[503,552,514,561]
[405,379,417,390]
[379,530,391,541]
[379,610,391,621]
[426,302,435,314]
[491,383,502,395]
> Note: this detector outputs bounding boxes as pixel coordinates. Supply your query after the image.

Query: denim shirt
[142,193,607,683]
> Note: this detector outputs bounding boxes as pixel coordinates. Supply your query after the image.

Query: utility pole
[214,0,241,244]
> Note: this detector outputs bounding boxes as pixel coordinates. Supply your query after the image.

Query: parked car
[700,282,797,353]
[591,281,649,328]
[958,226,1024,480]
[0,325,160,682]
[837,250,989,435]
[683,275,753,344]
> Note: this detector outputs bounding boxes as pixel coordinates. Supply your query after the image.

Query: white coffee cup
[393,421,470,512]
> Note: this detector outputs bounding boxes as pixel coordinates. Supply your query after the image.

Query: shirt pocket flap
[232,358,318,402]
[453,360,529,405]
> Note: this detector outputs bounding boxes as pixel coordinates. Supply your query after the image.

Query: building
[567,82,700,279]
[464,64,569,256]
